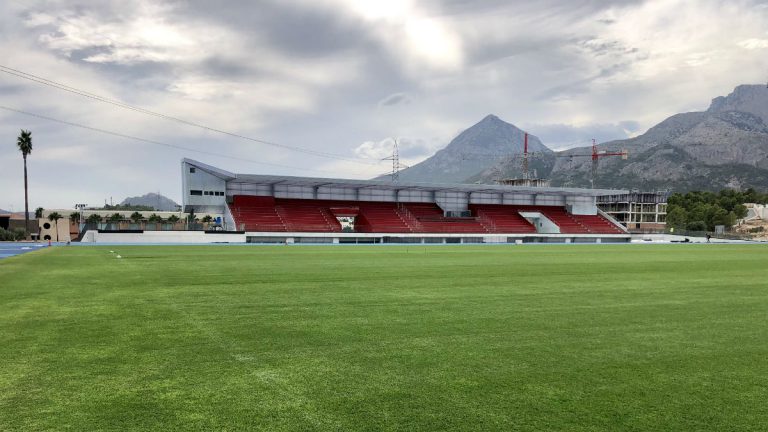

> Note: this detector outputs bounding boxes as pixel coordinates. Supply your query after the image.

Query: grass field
[1,244,767,431]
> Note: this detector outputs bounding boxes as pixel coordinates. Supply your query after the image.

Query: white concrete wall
[469,192,502,204]
[436,191,468,211]
[274,184,314,199]
[566,195,597,215]
[358,188,396,202]
[631,234,747,244]
[317,186,358,200]
[503,193,535,205]
[82,230,246,243]
[227,182,272,196]
[400,189,436,203]
[245,231,630,243]
[183,161,227,210]
[535,194,566,206]
[519,212,560,234]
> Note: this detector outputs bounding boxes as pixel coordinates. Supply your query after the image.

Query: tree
[47,212,62,240]
[167,215,180,230]
[733,204,748,220]
[148,214,164,230]
[665,206,687,229]
[108,213,122,229]
[69,212,80,224]
[130,211,144,226]
[86,213,103,224]
[17,130,32,237]
[34,207,44,219]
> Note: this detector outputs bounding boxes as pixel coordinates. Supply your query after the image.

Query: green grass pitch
[1,244,767,431]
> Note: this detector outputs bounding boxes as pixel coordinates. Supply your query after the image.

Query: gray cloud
[526,121,644,150]
[1,0,767,209]
[379,92,412,107]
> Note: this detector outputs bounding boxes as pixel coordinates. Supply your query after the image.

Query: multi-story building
[597,191,668,233]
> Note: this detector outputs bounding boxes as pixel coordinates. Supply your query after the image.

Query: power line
[0,104,371,176]
[0,64,379,166]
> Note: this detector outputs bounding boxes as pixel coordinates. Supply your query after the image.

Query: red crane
[560,139,628,188]
[459,132,544,181]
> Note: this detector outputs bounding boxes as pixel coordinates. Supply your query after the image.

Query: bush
[686,220,707,232]
[0,227,26,241]
[11,228,26,240]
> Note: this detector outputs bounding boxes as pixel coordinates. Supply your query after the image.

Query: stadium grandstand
[182,159,630,244]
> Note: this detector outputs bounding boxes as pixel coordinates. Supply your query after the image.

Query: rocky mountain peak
[380,114,552,183]
[479,114,502,123]
[707,84,768,123]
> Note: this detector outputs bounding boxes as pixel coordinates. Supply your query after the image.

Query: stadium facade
[181,159,631,244]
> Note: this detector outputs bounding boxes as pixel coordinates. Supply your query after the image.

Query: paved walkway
[0,243,48,260]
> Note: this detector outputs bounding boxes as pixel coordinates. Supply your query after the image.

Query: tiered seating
[230,195,624,235]
[469,204,537,233]
[569,214,626,234]
[230,196,286,231]
[355,202,413,233]
[404,203,488,233]
[518,205,590,234]
[276,199,342,232]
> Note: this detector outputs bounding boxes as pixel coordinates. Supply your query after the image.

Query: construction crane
[460,132,544,181]
[558,139,628,188]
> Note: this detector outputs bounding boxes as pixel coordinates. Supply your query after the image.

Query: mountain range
[390,84,768,192]
[120,193,179,211]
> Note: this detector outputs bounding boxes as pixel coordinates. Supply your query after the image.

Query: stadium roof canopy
[184,158,626,197]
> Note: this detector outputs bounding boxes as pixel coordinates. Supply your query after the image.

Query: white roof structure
[184,158,626,197]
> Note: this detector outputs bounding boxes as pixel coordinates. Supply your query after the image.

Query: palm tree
[148,214,164,230]
[48,212,62,241]
[17,130,32,237]
[35,207,44,219]
[130,211,144,229]
[86,214,103,225]
[201,215,213,229]
[167,215,180,230]
[69,212,80,225]
[108,213,122,230]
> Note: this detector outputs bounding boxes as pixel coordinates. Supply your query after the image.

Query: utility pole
[381,138,408,183]
[75,203,87,233]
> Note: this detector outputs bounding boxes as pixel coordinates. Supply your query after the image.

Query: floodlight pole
[75,203,87,232]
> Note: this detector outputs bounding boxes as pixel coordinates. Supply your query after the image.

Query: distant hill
[541,84,768,190]
[377,114,554,183]
[390,85,768,192]
[120,193,179,211]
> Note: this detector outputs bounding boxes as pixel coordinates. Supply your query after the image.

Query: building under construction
[597,191,669,233]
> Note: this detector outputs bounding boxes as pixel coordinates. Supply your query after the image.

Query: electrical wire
[0,64,379,166]
[0,104,373,176]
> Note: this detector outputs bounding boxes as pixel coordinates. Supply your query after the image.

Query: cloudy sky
[1,0,767,210]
